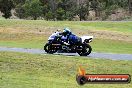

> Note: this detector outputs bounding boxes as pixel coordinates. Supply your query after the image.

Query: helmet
[63,28,71,36]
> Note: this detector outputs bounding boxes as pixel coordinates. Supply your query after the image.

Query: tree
[128,0,132,14]
[0,0,14,18]
[77,0,89,21]
[8,0,26,19]
[45,11,54,20]
[49,0,56,20]
[23,0,43,20]
[12,0,26,5]
[56,7,65,20]
[15,4,25,19]
[90,0,99,17]
[0,0,130,20]
[56,0,78,20]
[39,0,56,20]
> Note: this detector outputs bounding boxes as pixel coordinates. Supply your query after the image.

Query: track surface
[0,47,132,60]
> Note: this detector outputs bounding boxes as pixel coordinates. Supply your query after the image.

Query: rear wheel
[77,44,92,56]
[44,43,57,54]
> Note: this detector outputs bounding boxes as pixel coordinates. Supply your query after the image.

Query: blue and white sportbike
[44,33,93,56]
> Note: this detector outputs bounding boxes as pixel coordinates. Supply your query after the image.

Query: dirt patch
[0,27,58,34]
[74,29,132,42]
[0,27,58,40]
[0,27,132,42]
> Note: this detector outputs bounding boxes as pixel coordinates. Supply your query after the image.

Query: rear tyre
[44,43,57,54]
[77,44,92,56]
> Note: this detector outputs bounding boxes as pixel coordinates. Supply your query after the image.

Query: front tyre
[77,44,92,56]
[44,43,57,54]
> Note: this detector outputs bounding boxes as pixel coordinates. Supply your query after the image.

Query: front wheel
[77,44,92,56]
[44,43,57,54]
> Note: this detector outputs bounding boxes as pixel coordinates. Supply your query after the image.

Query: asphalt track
[0,47,132,60]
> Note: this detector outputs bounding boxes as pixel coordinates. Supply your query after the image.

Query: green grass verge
[91,39,132,54]
[0,19,132,34]
[0,40,44,49]
[0,52,132,88]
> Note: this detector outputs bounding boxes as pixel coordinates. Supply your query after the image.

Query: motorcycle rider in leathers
[62,28,81,46]
[51,28,81,46]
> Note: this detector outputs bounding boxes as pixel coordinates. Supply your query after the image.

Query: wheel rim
[78,44,91,56]
[48,46,56,53]
[45,44,56,53]
[85,47,90,53]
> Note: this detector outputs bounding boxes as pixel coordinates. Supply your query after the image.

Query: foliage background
[0,0,132,20]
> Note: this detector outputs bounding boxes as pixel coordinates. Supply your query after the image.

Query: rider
[61,28,71,45]
[49,29,62,41]
[62,28,81,45]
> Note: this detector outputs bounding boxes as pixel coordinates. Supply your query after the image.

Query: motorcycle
[44,34,93,56]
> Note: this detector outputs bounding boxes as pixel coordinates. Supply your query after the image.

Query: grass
[0,51,132,88]
[0,19,132,34]
[0,17,5,20]
[91,39,132,54]
[0,19,132,54]
[0,40,44,49]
